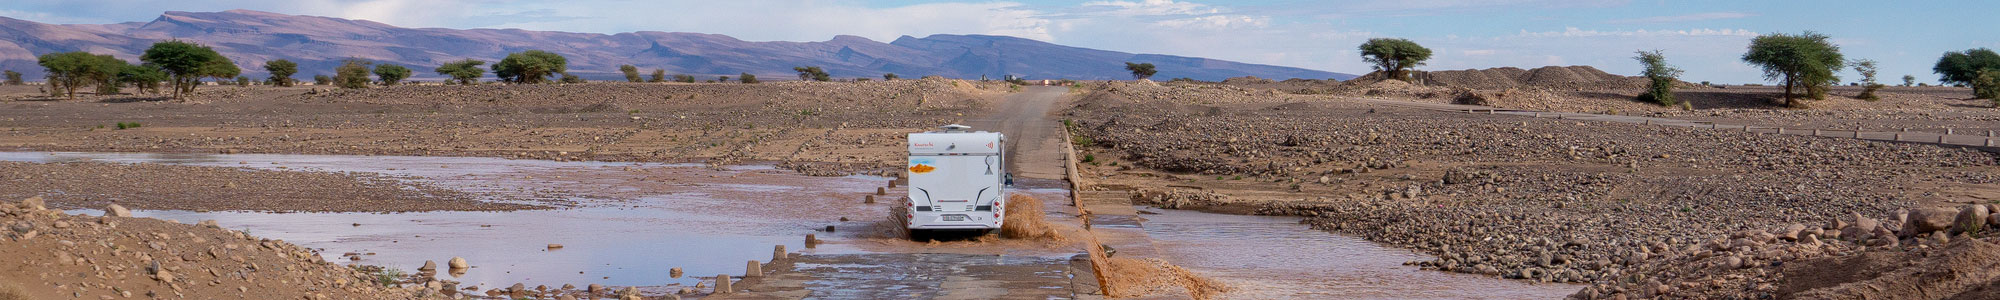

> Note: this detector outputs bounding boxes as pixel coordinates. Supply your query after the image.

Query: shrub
[1123,62,1156,80]
[1852,59,1882,101]
[1633,50,1683,106]
[558,73,584,84]
[1976,69,2000,101]
[115,122,141,129]
[492,50,568,84]
[235,76,250,87]
[618,64,641,82]
[118,65,166,94]
[740,72,758,83]
[1358,38,1433,81]
[1,70,20,85]
[649,69,665,82]
[719,76,730,82]
[313,75,332,86]
[333,59,372,89]
[1742,31,1844,107]
[372,64,412,86]
[674,74,695,83]
[1903,75,1917,87]
[433,59,486,85]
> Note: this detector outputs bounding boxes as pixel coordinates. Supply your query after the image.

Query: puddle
[1138,208,1584,299]
[9,151,893,290]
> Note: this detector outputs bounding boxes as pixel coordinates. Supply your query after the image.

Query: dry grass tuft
[1000,194,1063,241]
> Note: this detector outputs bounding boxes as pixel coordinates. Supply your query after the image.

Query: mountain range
[0,10,1353,82]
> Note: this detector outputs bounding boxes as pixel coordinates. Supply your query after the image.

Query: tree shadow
[98,96,174,103]
[1677,91,1788,110]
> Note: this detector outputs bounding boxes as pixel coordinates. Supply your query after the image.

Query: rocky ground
[0,197,451,299]
[1063,81,2000,297]
[0,79,1015,176]
[0,161,534,212]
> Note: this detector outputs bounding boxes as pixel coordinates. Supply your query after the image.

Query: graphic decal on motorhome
[909,157,937,174]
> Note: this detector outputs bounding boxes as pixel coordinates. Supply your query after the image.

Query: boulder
[1903,207,1957,237]
[1955,204,1990,234]
[419,260,437,271]
[105,204,132,217]
[448,257,469,269]
[1841,214,1878,241]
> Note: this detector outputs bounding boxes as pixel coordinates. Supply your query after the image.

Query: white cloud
[1461,49,1496,56]
[1605,12,1755,24]
[1153,15,1270,30]
[1077,0,1220,16]
[1517,27,1758,38]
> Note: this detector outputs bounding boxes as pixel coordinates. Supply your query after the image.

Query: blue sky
[5,0,1996,83]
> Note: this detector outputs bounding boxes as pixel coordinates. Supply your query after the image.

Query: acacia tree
[1741,31,1844,107]
[118,65,167,95]
[264,59,298,87]
[492,50,567,84]
[1359,38,1433,81]
[373,64,412,86]
[140,40,237,99]
[884,73,899,81]
[1903,75,1917,87]
[1123,62,1156,80]
[1935,48,2000,94]
[333,59,372,89]
[793,66,829,81]
[649,69,666,82]
[1852,59,1882,101]
[434,59,486,85]
[2,70,21,85]
[38,51,126,98]
[740,72,758,83]
[1977,70,2000,101]
[1633,50,1683,106]
[619,65,642,82]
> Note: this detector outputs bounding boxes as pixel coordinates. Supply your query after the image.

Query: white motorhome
[901,124,1007,235]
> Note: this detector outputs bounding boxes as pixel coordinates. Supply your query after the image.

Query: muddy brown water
[1139,207,1584,299]
[6,151,1584,298]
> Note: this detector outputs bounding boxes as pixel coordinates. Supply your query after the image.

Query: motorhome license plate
[944,215,967,221]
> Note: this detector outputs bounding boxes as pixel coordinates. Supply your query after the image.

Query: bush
[1633,50,1683,106]
[1976,69,2000,101]
[313,75,332,86]
[1358,38,1433,81]
[333,59,372,89]
[619,65,641,82]
[1742,31,1844,107]
[1852,59,1882,101]
[235,76,250,87]
[674,74,695,83]
[433,59,486,85]
[649,69,665,82]
[118,65,166,94]
[558,73,584,84]
[115,122,141,129]
[719,76,730,82]
[740,72,758,84]
[1,70,20,85]
[1903,75,1917,87]
[372,64,412,86]
[883,73,899,80]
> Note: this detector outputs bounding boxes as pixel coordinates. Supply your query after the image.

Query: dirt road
[967,86,1069,180]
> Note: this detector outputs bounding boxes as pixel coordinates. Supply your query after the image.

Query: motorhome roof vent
[939,124,972,132]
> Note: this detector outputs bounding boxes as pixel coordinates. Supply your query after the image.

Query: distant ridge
[0,10,1355,81]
